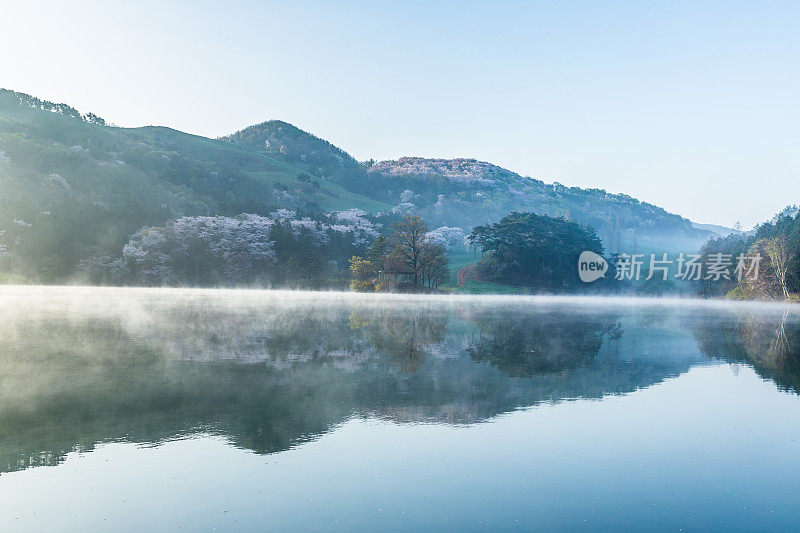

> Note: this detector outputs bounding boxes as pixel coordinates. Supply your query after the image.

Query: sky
[1,0,798,228]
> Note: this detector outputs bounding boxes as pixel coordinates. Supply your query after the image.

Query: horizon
[3,0,798,228]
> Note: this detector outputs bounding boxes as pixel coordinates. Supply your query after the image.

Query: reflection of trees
[350,308,448,373]
[0,289,705,475]
[463,309,614,377]
[694,308,800,394]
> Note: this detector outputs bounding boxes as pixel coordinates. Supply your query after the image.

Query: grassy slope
[439,248,477,290]
[117,125,391,214]
[439,246,522,294]
[448,280,522,294]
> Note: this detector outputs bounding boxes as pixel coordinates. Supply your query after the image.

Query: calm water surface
[1,286,800,531]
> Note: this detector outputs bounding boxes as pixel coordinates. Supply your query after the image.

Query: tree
[0,230,8,271]
[358,215,450,291]
[467,211,603,290]
[122,215,279,285]
[426,226,466,251]
[418,242,449,288]
[365,236,389,266]
[349,256,376,292]
[381,252,407,287]
[699,232,750,297]
[764,235,791,300]
[0,219,32,275]
[286,249,328,287]
[390,215,429,285]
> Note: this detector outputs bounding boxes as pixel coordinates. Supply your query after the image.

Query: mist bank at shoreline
[2,284,799,313]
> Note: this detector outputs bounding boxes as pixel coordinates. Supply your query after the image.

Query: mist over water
[2,286,800,531]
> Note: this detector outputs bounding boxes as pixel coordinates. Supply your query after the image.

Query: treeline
[701,207,800,300]
[57,209,383,288]
[0,88,106,125]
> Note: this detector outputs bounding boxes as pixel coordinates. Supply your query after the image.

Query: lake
[2,286,800,531]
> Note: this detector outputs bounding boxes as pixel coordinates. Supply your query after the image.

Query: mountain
[0,88,718,284]
[220,125,715,254]
[360,157,712,253]
[0,90,388,280]
[220,119,363,184]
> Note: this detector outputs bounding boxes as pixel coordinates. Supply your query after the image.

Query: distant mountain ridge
[691,222,740,238]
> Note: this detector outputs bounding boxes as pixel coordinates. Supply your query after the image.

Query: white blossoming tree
[426,226,466,251]
[116,209,378,287]
[124,215,277,285]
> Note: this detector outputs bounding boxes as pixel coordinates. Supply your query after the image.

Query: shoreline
[2,284,799,312]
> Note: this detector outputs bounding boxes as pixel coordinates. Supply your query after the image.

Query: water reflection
[463,307,613,376]
[694,308,800,394]
[1,288,799,476]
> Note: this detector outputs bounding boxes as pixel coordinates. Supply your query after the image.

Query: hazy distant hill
[691,222,740,238]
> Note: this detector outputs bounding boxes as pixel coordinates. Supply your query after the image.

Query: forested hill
[221,122,718,253]
[0,89,389,281]
[0,88,721,284]
[363,157,718,252]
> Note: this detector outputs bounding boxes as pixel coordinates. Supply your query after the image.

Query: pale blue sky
[2,0,798,227]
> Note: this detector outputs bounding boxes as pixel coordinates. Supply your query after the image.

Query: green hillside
[0,89,389,280]
[220,119,364,184]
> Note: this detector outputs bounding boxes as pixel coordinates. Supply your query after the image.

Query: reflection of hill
[694,308,800,394]
[1,288,708,474]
